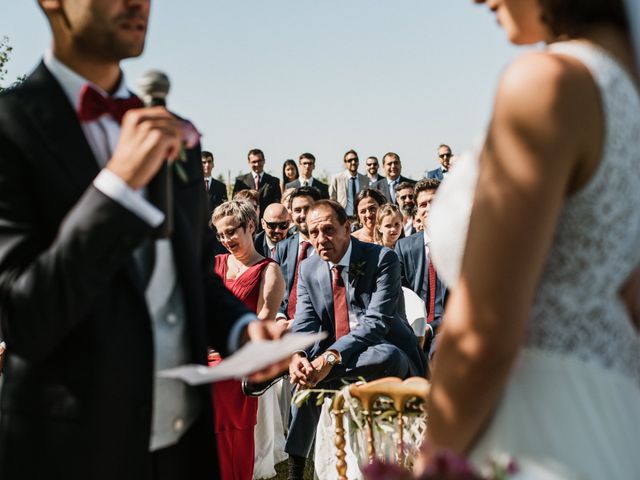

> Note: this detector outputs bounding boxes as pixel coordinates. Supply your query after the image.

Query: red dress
[210,254,275,480]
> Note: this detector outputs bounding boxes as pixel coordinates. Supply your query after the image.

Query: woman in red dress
[210,200,285,480]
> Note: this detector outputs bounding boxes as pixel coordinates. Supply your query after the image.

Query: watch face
[325,353,336,364]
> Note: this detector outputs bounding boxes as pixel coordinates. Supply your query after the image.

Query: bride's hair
[539,0,628,37]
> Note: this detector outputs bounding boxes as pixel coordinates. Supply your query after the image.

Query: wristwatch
[322,351,339,366]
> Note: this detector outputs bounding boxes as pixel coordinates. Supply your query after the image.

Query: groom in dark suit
[284,200,426,479]
[0,1,284,479]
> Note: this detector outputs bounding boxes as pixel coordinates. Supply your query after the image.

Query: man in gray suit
[284,200,426,479]
[328,149,369,217]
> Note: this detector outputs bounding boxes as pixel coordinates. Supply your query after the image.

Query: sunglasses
[264,221,289,230]
[345,158,359,163]
[366,163,378,167]
[439,153,452,159]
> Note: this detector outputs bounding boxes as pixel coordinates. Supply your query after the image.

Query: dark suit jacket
[425,167,445,180]
[206,176,228,216]
[254,230,292,259]
[372,175,417,204]
[273,233,314,317]
[292,238,425,375]
[394,232,446,343]
[0,62,250,480]
[284,178,329,199]
[232,172,281,218]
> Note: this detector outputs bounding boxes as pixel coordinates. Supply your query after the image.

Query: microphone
[136,70,173,238]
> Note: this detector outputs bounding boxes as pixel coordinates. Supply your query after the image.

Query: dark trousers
[284,343,411,458]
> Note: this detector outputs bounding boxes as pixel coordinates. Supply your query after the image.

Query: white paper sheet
[158,332,327,385]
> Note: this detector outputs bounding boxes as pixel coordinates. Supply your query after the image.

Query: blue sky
[2,1,524,181]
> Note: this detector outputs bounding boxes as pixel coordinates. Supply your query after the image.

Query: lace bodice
[429,41,640,384]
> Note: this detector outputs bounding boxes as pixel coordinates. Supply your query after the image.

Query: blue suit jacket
[395,232,446,338]
[273,233,314,317]
[291,238,426,376]
[425,167,445,180]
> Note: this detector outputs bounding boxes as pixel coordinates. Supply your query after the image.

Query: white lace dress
[428,41,640,479]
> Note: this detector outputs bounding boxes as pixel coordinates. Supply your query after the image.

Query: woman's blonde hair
[374,204,403,244]
[211,200,258,235]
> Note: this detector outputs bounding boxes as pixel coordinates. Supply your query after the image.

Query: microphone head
[136,70,170,106]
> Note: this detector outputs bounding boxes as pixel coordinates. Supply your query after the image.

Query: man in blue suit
[395,179,446,357]
[285,200,426,479]
[425,144,452,180]
[273,187,323,320]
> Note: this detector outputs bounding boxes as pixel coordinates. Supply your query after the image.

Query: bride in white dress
[421,0,640,478]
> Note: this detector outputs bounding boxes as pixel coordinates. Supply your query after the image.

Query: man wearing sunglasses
[425,144,453,180]
[328,149,369,217]
[254,203,292,259]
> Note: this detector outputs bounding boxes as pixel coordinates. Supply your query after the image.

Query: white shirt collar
[329,240,352,270]
[298,233,310,245]
[423,229,431,246]
[44,49,131,112]
[300,176,313,185]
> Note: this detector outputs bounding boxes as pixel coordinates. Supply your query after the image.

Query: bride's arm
[425,52,603,455]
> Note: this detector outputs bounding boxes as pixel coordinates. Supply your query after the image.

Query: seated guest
[372,152,416,205]
[281,159,299,193]
[285,153,330,199]
[255,203,292,259]
[375,204,404,250]
[352,188,387,244]
[274,186,323,322]
[285,200,426,479]
[395,181,417,237]
[210,201,285,480]
[394,179,445,357]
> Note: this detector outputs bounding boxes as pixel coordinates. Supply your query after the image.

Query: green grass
[271,460,315,480]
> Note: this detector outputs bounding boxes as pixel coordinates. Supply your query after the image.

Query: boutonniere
[173,120,202,183]
[348,260,367,282]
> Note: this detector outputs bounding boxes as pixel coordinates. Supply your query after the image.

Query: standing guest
[351,189,387,244]
[285,200,426,480]
[420,1,640,476]
[365,156,385,185]
[210,201,285,480]
[372,152,416,205]
[425,144,452,180]
[285,153,329,199]
[395,179,445,357]
[0,1,286,478]
[202,150,228,216]
[395,181,417,237]
[255,203,291,259]
[233,148,281,220]
[281,159,299,193]
[375,204,404,250]
[329,149,369,217]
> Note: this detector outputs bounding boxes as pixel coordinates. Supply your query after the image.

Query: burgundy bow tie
[77,84,143,124]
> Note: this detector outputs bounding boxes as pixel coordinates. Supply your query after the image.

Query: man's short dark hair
[201,151,213,160]
[289,185,322,209]
[299,153,316,163]
[247,148,265,160]
[414,178,441,197]
[383,152,400,164]
[394,181,415,193]
[343,149,358,162]
[438,144,451,151]
[308,200,349,226]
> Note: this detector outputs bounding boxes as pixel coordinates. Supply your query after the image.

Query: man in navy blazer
[273,187,322,319]
[425,144,452,180]
[395,179,446,356]
[284,153,329,199]
[285,200,426,479]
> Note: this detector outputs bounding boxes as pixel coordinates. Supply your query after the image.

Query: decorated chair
[329,376,430,480]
